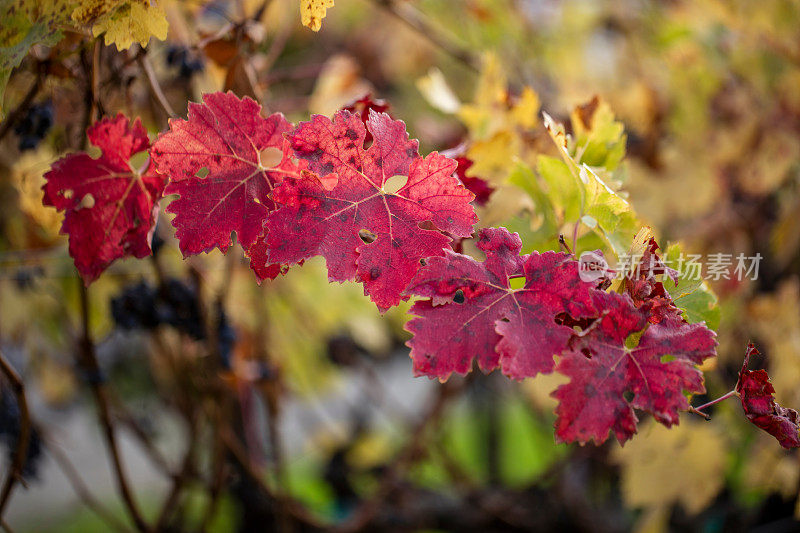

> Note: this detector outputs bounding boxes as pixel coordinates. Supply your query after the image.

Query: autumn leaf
[440,143,495,207]
[71,0,168,51]
[553,291,717,445]
[404,227,595,381]
[0,0,74,114]
[150,91,302,280]
[300,0,333,32]
[90,0,168,50]
[613,419,726,515]
[264,109,477,311]
[43,113,166,283]
[736,343,800,449]
[342,93,390,144]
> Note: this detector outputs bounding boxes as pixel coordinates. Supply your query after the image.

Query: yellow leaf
[465,130,520,184]
[71,0,121,24]
[91,1,168,51]
[509,86,540,130]
[613,419,726,515]
[10,145,62,238]
[416,68,461,114]
[300,0,333,32]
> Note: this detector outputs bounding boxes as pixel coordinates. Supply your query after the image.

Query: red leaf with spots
[404,227,595,381]
[622,236,680,323]
[43,114,166,284]
[150,92,302,279]
[342,93,390,143]
[264,110,477,310]
[553,291,717,445]
[736,344,800,448]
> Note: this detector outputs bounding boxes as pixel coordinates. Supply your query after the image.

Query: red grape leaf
[455,156,494,206]
[265,110,477,310]
[404,227,595,381]
[553,291,717,445]
[440,143,495,206]
[150,91,302,280]
[622,236,680,323]
[736,343,800,448]
[43,114,166,284]
[342,93,390,143]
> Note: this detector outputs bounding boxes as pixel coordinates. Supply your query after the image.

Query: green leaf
[664,243,720,330]
[0,0,73,114]
[535,155,581,222]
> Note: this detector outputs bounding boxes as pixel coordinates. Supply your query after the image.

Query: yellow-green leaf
[90,1,168,51]
[300,0,334,32]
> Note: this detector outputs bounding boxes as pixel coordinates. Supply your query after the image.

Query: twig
[153,416,199,531]
[370,0,479,72]
[77,281,149,532]
[110,398,174,476]
[691,389,739,417]
[558,234,573,256]
[0,71,43,142]
[42,429,132,532]
[0,352,31,520]
[220,427,323,529]
[137,53,177,119]
[0,517,14,533]
[333,381,462,532]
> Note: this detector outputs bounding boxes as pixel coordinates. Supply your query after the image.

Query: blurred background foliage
[2,0,800,531]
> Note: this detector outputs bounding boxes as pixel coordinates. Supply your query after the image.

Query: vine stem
[77,281,149,532]
[137,52,176,119]
[690,389,739,418]
[0,351,31,522]
[370,0,480,72]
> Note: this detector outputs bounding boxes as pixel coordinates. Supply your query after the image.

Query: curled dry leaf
[737,343,800,449]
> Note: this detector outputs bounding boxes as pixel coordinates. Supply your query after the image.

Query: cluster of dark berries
[0,386,43,479]
[14,102,53,151]
[165,46,204,79]
[111,279,237,365]
[111,278,205,339]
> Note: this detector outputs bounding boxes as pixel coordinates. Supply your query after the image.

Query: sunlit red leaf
[43,114,165,283]
[265,109,477,310]
[405,227,595,380]
[553,291,717,445]
[150,92,303,280]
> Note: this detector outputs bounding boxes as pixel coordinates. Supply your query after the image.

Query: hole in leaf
[358,229,377,244]
[623,390,634,402]
[625,327,647,349]
[259,147,283,168]
[195,166,210,178]
[453,289,465,304]
[129,151,149,173]
[63,189,74,199]
[382,174,408,195]
[79,193,95,209]
[419,258,427,266]
[509,277,526,290]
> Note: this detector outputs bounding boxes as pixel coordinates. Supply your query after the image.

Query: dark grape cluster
[215,302,237,369]
[14,101,53,151]
[111,279,237,365]
[0,386,43,479]
[111,278,205,339]
[165,46,204,79]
